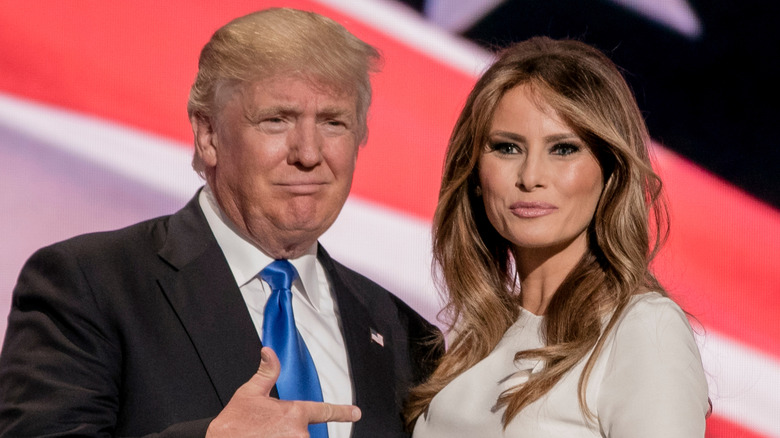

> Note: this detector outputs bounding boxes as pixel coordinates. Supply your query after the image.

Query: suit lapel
[156,193,262,406]
[152,196,404,424]
[318,246,400,436]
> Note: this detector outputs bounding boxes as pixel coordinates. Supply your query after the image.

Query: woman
[407,37,709,437]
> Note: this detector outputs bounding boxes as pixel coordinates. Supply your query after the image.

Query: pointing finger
[300,401,361,425]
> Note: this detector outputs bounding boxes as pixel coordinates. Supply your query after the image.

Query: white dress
[413,293,709,437]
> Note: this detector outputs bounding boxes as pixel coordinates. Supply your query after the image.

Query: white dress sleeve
[596,293,709,437]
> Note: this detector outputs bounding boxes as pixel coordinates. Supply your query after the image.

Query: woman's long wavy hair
[405,37,669,428]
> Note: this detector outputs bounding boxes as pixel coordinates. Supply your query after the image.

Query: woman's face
[478,84,604,255]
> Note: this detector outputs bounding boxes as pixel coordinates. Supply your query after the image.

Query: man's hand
[206,347,361,437]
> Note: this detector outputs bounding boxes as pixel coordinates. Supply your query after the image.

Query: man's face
[194,75,360,258]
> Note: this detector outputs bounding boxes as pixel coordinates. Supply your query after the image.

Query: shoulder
[28,214,173,270]
[12,210,191,315]
[607,293,706,392]
[62,214,170,250]
[612,292,694,345]
[326,254,435,326]
[13,214,177,312]
[325,255,433,327]
[30,191,205,267]
[625,291,685,316]
[319,248,443,362]
[595,297,709,435]
[325,255,387,294]
[7,217,175,358]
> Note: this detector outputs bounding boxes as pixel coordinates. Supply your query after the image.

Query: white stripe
[312,0,493,77]
[608,0,703,38]
[425,0,507,33]
[698,330,780,436]
[0,93,203,201]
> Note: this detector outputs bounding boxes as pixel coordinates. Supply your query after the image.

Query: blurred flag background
[1,1,778,436]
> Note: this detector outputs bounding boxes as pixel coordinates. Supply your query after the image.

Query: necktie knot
[260,259,298,292]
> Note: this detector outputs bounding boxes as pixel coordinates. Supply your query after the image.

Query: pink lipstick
[509,201,557,218]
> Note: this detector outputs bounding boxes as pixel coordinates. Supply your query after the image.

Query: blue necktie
[260,260,328,438]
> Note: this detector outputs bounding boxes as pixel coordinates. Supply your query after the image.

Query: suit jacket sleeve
[0,242,212,438]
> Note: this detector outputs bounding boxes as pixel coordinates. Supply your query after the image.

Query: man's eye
[322,120,349,135]
[257,118,288,133]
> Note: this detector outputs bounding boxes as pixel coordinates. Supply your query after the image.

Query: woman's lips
[509,201,557,218]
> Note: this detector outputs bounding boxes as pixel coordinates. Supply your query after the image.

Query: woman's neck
[515,233,588,315]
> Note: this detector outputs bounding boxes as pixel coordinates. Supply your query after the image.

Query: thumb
[251,347,281,396]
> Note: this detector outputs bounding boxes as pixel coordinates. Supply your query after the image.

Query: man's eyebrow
[317,105,354,118]
[244,104,354,120]
[244,104,300,121]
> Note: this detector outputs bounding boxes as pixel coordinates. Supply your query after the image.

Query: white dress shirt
[413,292,709,437]
[199,186,354,438]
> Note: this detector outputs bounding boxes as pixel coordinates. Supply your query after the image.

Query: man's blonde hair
[188,8,380,175]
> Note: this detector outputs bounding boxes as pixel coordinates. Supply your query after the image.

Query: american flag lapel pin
[370,328,384,347]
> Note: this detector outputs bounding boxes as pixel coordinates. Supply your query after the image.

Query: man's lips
[509,201,557,218]
[277,181,328,186]
[275,181,329,194]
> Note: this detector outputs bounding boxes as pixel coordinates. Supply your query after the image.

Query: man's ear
[191,113,218,167]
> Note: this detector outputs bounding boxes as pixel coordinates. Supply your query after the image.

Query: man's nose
[287,121,323,168]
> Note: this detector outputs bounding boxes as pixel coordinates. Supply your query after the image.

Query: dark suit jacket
[0,194,442,437]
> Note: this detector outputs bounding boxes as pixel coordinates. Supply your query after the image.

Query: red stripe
[0,0,472,221]
[0,0,362,143]
[1,0,778,362]
[653,148,780,358]
[706,414,770,438]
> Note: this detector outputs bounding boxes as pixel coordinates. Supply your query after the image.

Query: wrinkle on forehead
[243,74,356,114]
[211,73,357,122]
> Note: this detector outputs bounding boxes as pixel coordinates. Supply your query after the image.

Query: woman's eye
[490,142,520,154]
[551,142,580,156]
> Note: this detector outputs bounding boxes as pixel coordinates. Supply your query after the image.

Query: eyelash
[489,142,520,155]
[258,118,346,128]
[487,142,581,156]
[551,142,580,156]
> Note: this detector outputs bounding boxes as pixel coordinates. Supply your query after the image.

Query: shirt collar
[198,185,322,310]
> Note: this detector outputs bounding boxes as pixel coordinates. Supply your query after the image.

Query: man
[0,8,441,437]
